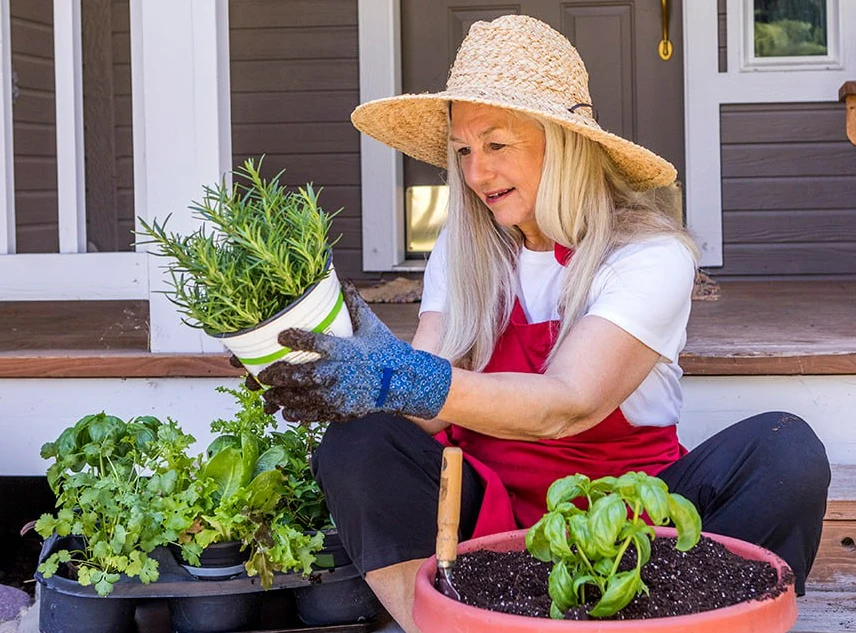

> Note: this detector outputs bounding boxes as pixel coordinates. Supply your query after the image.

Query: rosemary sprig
[137,158,340,334]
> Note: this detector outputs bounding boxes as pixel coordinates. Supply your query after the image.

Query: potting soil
[451,535,793,620]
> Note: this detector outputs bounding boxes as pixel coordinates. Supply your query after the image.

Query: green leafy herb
[36,414,198,596]
[526,471,702,619]
[172,383,332,589]
[136,157,341,334]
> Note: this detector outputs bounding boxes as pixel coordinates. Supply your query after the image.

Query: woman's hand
[256,282,452,422]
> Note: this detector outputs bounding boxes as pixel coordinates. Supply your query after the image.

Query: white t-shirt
[420,230,696,428]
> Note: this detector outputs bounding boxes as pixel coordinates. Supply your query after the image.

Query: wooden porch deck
[0,280,854,377]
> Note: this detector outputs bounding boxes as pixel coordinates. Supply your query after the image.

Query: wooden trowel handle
[436,446,464,565]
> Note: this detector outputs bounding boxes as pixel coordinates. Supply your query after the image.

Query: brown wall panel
[11,0,57,253]
[719,103,856,279]
[723,210,856,244]
[230,0,357,28]
[721,103,846,143]
[231,122,359,155]
[230,60,359,92]
[230,0,364,278]
[722,143,856,178]
[230,92,358,124]
[232,154,360,187]
[722,177,856,211]
[722,244,856,276]
[230,26,357,61]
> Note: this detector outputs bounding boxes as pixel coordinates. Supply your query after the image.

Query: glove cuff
[400,351,452,419]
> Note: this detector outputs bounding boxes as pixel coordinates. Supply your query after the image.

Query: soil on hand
[450,536,792,620]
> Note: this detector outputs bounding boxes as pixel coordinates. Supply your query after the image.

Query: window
[742,0,841,70]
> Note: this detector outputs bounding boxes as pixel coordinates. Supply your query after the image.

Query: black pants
[312,411,830,595]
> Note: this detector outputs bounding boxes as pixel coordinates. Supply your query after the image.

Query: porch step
[2,280,856,378]
[808,464,856,591]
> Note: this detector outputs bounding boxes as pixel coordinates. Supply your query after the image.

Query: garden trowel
[435,446,463,601]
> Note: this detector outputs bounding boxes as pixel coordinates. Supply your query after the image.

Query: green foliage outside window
[754,0,828,57]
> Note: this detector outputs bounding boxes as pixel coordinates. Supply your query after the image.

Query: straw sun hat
[351,14,676,190]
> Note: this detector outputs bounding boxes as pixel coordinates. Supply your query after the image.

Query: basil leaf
[545,512,573,559]
[588,495,625,557]
[548,560,575,613]
[546,474,589,511]
[525,515,553,562]
[669,493,702,551]
[639,479,670,525]
[588,569,641,618]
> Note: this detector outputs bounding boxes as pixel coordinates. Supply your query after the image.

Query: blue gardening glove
[256,282,452,422]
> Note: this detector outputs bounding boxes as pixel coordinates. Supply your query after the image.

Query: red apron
[436,244,686,538]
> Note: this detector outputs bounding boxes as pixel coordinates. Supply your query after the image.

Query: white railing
[0,0,15,255]
[0,0,147,300]
[0,0,233,356]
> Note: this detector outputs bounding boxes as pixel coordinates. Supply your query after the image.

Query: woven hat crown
[349,14,677,189]
[448,15,593,119]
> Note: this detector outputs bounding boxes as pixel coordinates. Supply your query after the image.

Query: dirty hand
[256,282,452,422]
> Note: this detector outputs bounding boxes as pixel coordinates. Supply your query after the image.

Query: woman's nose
[464,151,494,187]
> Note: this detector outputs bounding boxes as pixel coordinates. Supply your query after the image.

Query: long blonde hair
[436,114,698,371]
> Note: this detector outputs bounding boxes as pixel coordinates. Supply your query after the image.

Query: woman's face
[450,102,547,244]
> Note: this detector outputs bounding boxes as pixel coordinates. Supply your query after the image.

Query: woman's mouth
[484,188,514,205]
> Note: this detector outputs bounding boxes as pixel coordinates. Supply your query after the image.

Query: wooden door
[401,0,685,188]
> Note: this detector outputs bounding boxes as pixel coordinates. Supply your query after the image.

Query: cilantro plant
[35,413,197,596]
[137,157,341,334]
[525,471,702,619]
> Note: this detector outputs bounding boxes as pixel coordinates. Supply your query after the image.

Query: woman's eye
[456,147,471,157]
[489,143,506,150]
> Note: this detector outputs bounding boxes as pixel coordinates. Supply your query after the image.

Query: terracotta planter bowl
[413,527,797,633]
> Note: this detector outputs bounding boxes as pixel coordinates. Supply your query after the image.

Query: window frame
[741,0,842,71]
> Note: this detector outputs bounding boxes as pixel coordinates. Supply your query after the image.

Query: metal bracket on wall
[841,81,856,146]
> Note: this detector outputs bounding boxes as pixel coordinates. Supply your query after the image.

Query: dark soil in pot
[449,535,794,620]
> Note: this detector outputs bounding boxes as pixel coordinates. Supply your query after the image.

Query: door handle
[659,0,673,61]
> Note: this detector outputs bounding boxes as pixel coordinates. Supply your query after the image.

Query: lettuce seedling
[526,471,702,619]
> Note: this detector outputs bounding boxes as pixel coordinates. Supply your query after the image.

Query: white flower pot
[212,263,353,378]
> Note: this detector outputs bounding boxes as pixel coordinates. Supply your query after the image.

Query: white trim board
[0,252,147,300]
[679,374,856,464]
[53,0,87,254]
[0,374,853,475]
[0,377,243,476]
[684,0,854,267]
[131,0,232,353]
[358,0,404,271]
[0,0,14,255]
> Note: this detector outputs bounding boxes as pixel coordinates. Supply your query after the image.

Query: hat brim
[351,88,676,190]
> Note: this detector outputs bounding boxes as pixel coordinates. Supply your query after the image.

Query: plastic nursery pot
[412,527,798,633]
[212,262,353,378]
[39,584,136,633]
[169,541,249,581]
[169,593,262,633]
[293,575,381,626]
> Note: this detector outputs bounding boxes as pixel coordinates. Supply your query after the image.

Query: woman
[256,15,829,632]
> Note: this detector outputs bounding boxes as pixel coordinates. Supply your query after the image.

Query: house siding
[10,0,58,253]
[229,0,365,279]
[719,102,856,279]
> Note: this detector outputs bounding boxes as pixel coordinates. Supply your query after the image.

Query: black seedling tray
[36,534,360,599]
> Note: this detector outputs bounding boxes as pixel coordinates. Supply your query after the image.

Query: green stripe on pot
[237,289,345,366]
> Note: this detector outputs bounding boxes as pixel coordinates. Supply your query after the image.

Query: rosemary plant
[138,158,340,334]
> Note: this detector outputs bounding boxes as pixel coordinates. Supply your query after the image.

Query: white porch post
[131,0,232,353]
[0,0,15,254]
[358,0,405,271]
[53,0,87,254]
